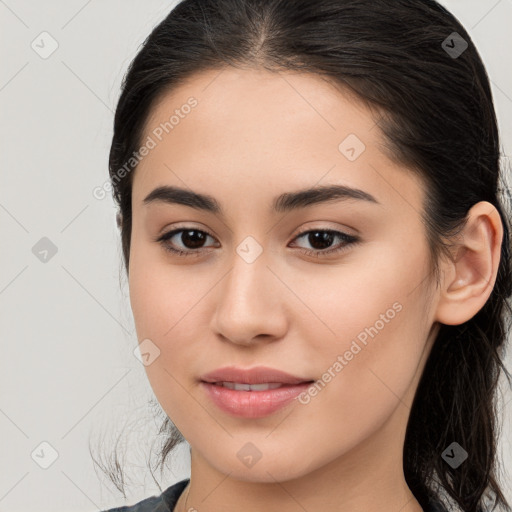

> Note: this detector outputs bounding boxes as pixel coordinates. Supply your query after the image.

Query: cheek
[292,236,430,351]
[290,242,432,428]
[128,242,219,407]
[128,237,204,337]
[296,302,427,465]
[128,259,207,428]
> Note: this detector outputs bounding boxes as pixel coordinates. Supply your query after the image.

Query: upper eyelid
[159,219,357,236]
[158,226,356,246]
[159,226,217,240]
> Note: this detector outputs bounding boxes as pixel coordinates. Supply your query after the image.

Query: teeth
[216,382,284,391]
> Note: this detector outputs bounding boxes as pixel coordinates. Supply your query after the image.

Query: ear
[434,201,503,326]
[116,211,123,230]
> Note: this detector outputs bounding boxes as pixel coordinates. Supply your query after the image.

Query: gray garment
[99,478,454,512]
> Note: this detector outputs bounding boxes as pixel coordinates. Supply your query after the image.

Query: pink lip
[200,381,314,418]
[200,365,313,385]
[200,366,315,418]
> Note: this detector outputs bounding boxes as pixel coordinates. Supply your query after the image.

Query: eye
[155,228,219,257]
[290,229,359,258]
[155,227,359,258]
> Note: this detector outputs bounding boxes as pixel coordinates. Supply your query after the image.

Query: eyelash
[155,227,359,259]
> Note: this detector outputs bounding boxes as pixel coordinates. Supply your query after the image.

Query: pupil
[309,231,333,250]
[182,230,206,249]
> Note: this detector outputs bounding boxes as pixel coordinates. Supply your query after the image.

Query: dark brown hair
[91,1,512,510]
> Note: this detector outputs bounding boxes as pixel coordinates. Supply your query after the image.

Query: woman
[95,0,512,511]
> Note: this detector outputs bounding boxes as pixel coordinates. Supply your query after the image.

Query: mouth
[199,366,316,417]
[200,365,315,387]
[204,381,315,391]
[200,379,316,418]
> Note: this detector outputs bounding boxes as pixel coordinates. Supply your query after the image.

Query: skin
[126,67,503,512]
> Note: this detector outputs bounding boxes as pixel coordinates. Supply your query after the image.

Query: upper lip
[200,366,314,385]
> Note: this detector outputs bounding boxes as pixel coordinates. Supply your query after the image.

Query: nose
[210,248,288,346]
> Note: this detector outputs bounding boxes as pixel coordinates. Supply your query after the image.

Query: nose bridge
[211,240,286,344]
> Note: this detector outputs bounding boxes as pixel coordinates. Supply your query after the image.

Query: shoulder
[99,478,190,512]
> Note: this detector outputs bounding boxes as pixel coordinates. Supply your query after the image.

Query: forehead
[142,66,377,150]
[132,66,425,216]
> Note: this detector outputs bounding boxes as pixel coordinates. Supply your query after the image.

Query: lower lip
[200,381,314,418]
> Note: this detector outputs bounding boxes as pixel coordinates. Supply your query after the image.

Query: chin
[212,455,312,484]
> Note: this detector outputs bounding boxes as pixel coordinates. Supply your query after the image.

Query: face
[128,67,440,484]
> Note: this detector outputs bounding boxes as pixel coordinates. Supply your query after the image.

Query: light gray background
[1,1,511,510]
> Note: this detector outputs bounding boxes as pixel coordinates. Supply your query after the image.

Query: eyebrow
[143,184,379,214]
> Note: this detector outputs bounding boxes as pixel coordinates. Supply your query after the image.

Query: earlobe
[434,201,503,326]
